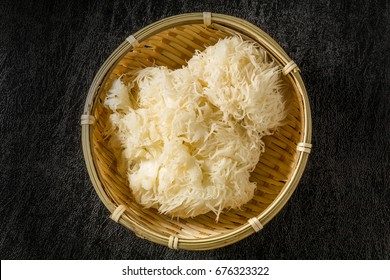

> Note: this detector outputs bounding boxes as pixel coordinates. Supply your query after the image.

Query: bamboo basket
[81,13,312,250]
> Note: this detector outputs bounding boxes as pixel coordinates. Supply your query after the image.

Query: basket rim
[81,12,312,250]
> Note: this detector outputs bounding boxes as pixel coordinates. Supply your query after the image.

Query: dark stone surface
[1,0,389,259]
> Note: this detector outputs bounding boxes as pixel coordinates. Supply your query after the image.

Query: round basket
[81,12,312,250]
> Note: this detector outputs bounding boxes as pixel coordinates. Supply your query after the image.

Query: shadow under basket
[81,13,312,250]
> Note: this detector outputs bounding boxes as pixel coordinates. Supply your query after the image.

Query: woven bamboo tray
[81,12,312,250]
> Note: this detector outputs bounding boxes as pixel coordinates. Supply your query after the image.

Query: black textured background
[1,0,389,259]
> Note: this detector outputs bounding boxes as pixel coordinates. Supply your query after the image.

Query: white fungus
[104,36,286,219]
